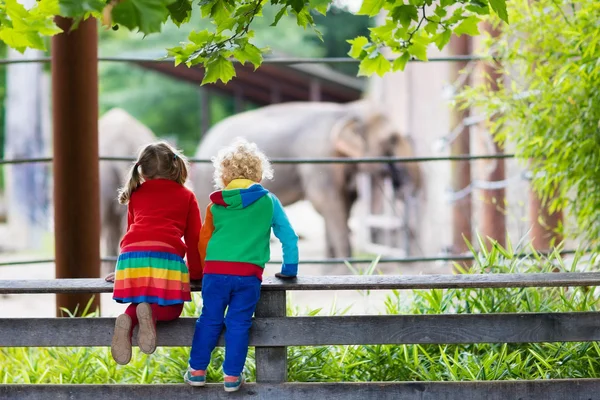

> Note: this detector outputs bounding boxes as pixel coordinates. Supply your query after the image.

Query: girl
[106,141,202,365]
[184,137,298,392]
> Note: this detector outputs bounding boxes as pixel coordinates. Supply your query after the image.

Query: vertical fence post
[255,290,287,383]
[52,16,100,317]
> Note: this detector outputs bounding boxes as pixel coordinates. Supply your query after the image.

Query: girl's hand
[275,272,296,280]
[105,272,116,282]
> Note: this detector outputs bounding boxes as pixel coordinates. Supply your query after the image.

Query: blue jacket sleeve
[270,194,299,276]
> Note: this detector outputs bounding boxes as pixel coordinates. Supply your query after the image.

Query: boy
[184,137,298,392]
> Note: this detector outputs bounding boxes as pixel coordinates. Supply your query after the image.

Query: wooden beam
[51,16,100,316]
[2,312,600,347]
[2,272,600,294]
[3,380,600,400]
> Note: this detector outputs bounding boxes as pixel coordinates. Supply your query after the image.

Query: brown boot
[111,314,132,365]
[136,303,157,354]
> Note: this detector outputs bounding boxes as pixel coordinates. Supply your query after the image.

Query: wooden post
[255,291,287,383]
[199,88,211,136]
[479,21,506,248]
[234,87,245,114]
[449,35,472,270]
[270,85,282,104]
[52,16,100,317]
[309,80,321,102]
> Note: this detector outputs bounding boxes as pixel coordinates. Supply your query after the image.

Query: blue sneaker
[183,368,206,387]
[224,374,244,392]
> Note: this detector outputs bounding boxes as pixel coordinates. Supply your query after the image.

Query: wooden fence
[2,274,600,399]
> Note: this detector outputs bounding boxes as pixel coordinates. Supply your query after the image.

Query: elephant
[191,99,422,260]
[99,108,156,273]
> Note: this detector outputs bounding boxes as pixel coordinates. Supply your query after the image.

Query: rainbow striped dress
[112,248,191,306]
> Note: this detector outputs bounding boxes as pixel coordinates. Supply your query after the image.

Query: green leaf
[454,15,480,36]
[440,0,453,6]
[408,41,427,61]
[391,5,418,29]
[58,0,105,17]
[188,29,212,45]
[112,0,174,35]
[392,52,410,71]
[309,0,330,15]
[358,52,391,77]
[357,0,385,17]
[347,36,369,59]
[466,3,489,15]
[434,28,451,50]
[202,55,236,85]
[369,20,395,39]
[290,0,305,13]
[293,8,312,28]
[233,42,263,69]
[210,0,233,25]
[167,0,192,26]
[271,6,288,26]
[424,20,437,35]
[489,0,508,23]
[434,5,447,17]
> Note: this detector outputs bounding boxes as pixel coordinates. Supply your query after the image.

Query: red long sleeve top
[119,179,203,280]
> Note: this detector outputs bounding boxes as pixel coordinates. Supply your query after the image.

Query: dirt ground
[0,201,451,318]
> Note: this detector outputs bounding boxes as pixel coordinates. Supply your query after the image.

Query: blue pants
[188,274,261,376]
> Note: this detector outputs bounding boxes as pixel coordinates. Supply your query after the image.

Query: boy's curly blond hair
[212,137,274,189]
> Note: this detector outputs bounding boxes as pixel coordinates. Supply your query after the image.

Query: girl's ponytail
[118,162,142,205]
[173,154,189,185]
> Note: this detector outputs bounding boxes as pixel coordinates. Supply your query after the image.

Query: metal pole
[449,35,472,271]
[479,21,507,248]
[52,16,100,317]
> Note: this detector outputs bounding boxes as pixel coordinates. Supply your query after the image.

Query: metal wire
[0,249,581,268]
[0,55,492,66]
[0,154,516,165]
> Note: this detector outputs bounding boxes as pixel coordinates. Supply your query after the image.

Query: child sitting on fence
[184,137,298,392]
[105,141,202,365]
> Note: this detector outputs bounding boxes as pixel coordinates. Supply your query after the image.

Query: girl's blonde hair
[212,137,273,189]
[118,141,189,204]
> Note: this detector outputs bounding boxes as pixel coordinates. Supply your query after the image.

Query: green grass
[1,239,599,384]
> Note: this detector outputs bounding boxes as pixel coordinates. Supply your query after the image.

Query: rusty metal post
[479,21,507,249]
[449,35,472,271]
[52,17,100,317]
[529,179,563,251]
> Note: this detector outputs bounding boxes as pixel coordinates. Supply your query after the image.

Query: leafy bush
[459,0,600,250]
[2,243,599,384]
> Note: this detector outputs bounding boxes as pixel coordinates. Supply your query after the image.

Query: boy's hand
[275,272,296,280]
[104,272,115,282]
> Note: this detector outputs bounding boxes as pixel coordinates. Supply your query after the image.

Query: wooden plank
[3,312,600,347]
[3,380,600,400]
[2,272,600,294]
[254,291,287,383]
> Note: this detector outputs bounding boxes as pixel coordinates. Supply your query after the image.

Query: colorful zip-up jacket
[199,179,299,280]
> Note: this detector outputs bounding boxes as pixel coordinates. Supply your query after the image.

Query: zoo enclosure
[2,273,600,399]
[0,45,563,316]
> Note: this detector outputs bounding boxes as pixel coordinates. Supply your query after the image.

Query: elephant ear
[331,116,365,158]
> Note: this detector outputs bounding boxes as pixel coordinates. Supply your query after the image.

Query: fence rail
[1,275,600,399]
[2,272,600,293]
[0,153,516,165]
[0,249,581,268]
[0,55,491,66]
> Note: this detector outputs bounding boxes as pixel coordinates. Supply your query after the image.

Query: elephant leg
[304,182,352,266]
[102,207,124,276]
